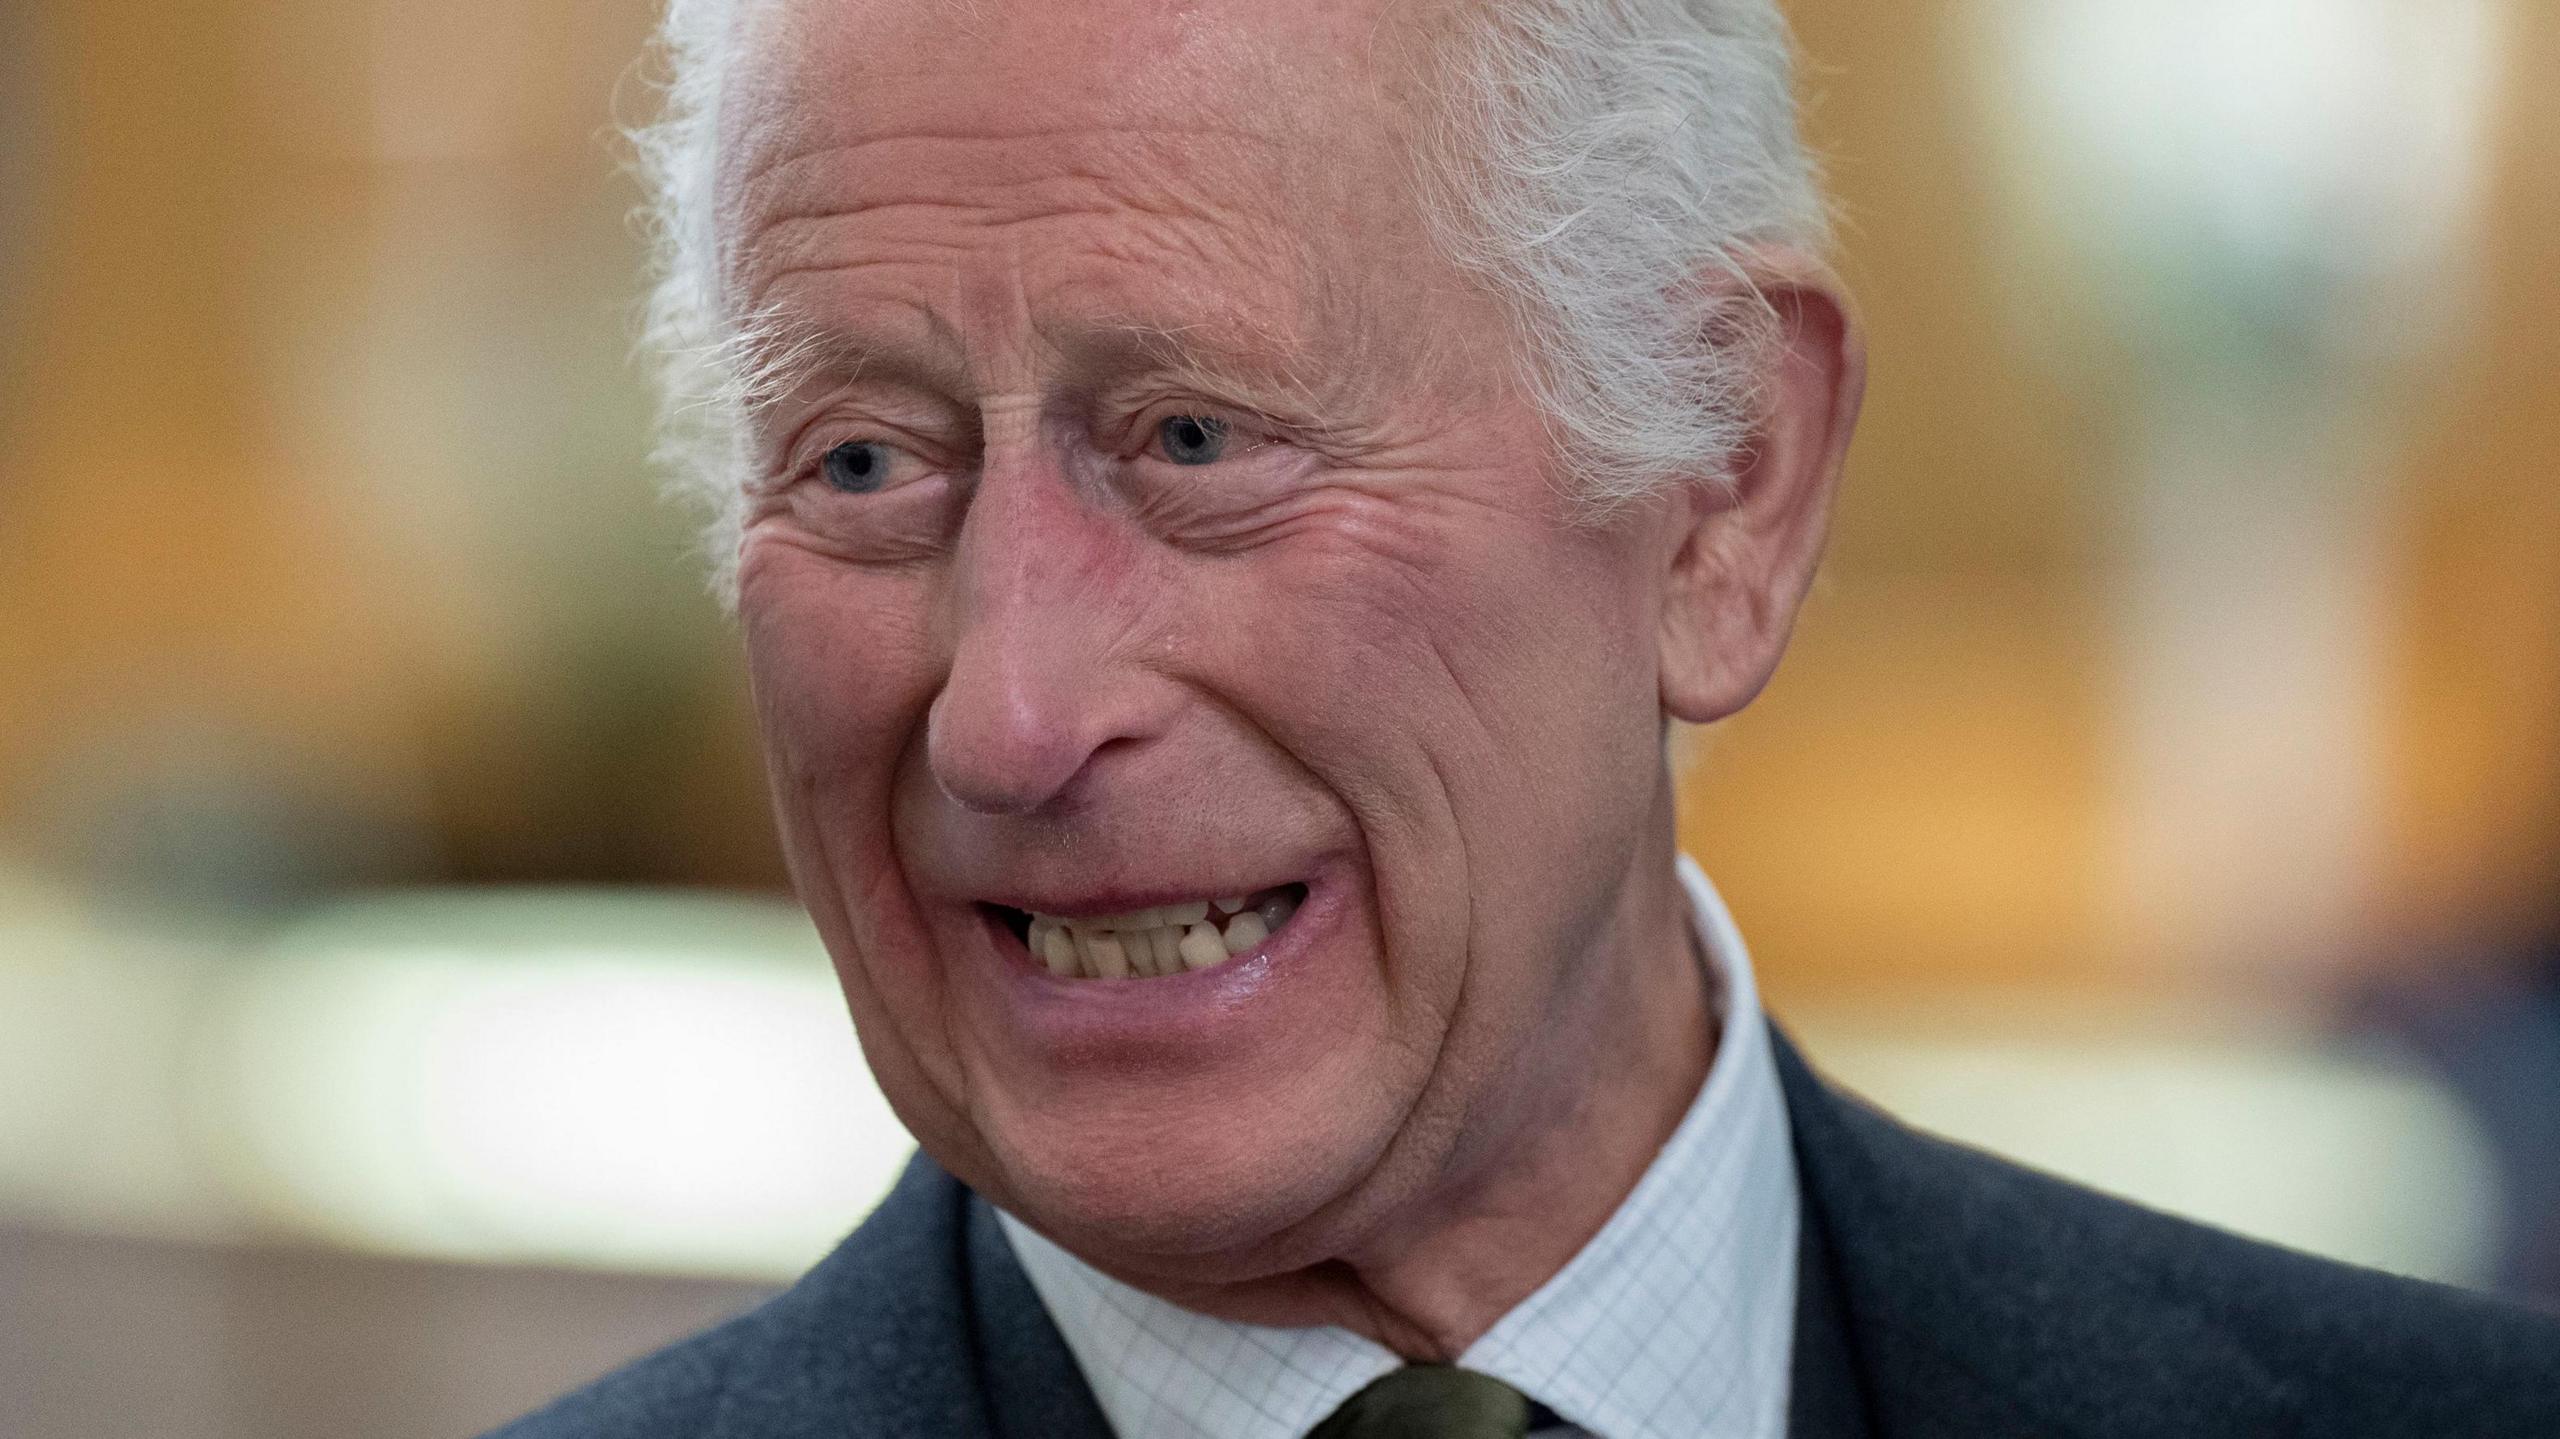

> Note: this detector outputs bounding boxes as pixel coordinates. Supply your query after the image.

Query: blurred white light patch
[0,877,2513,1290]
[198,892,909,1280]
[1967,0,2505,305]
[1801,1004,2502,1287]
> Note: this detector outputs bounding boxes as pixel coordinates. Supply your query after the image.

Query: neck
[1151,808,1717,1359]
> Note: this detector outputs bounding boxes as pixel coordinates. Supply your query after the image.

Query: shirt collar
[1000,856,1799,1439]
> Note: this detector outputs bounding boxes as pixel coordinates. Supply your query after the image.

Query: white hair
[627,0,1828,603]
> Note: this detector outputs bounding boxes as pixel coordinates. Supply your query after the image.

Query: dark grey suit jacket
[491,1029,2560,1437]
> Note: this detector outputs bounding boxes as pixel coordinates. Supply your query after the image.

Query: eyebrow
[1062,316,1334,415]
[718,306,964,418]
[722,300,1341,427]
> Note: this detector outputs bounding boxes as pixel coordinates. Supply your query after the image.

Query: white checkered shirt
[999,856,1800,1439]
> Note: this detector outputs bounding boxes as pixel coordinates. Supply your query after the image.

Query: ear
[1656,253,1866,725]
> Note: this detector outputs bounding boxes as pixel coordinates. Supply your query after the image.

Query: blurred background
[2,0,2555,1433]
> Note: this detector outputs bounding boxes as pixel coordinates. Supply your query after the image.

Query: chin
[875,861,1431,1273]
[976,1082,1402,1278]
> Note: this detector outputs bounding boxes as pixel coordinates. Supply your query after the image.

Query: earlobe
[1655,256,1867,726]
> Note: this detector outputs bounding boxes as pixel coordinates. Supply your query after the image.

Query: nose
[926,454,1165,815]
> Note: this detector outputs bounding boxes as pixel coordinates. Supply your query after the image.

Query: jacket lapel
[706,1026,2293,1439]
[702,1154,1001,1439]
[1787,1156,1878,1439]
[965,1196,1117,1439]
[699,1151,1114,1439]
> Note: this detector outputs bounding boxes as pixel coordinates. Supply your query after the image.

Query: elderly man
[497,0,2560,1434]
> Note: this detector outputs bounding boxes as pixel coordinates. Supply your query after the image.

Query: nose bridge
[927,449,1144,815]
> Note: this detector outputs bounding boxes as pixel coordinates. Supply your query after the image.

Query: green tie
[1303,1365,1535,1439]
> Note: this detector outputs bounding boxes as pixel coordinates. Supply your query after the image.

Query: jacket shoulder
[479,1152,992,1439]
[2065,1157,2560,1426]
[484,1306,757,1439]
[1772,1028,2560,1436]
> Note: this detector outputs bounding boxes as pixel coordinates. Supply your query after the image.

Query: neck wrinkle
[1321,821,1717,1356]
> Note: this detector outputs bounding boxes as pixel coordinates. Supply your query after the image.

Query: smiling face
[718,0,1810,1287]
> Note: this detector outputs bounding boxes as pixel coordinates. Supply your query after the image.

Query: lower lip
[978,881,1342,1049]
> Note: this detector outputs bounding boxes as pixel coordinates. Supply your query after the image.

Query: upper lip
[976,880,1303,919]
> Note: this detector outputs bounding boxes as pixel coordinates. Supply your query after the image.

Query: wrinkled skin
[720,0,1862,1355]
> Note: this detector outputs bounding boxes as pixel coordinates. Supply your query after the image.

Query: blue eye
[1157,415,1228,466]
[820,441,890,493]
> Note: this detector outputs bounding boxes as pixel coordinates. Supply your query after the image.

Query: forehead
[713,0,1460,379]
[720,0,1420,175]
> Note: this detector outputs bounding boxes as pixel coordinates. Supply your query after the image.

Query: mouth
[984,884,1309,980]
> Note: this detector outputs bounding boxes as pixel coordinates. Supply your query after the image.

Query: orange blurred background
[3,1,2555,1433]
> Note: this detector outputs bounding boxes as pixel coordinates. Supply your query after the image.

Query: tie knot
[1304,1365,1535,1439]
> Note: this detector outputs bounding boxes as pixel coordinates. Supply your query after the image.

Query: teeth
[1179,922,1227,970]
[1021,889,1303,980]
[1083,931,1131,979]
[1222,911,1269,955]
[1033,921,1078,977]
[1145,925,1183,977]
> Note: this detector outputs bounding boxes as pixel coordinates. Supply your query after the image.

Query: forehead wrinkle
[734,253,1323,414]
[723,127,1310,343]
[728,122,1288,224]
[735,194,1290,331]
[729,204,1360,422]
[722,125,1295,314]
[712,16,1460,431]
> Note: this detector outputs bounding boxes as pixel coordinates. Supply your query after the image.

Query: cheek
[1233,500,1662,929]
[1262,503,1651,762]
[737,537,977,1124]
[737,539,943,832]
[1190,516,1530,948]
